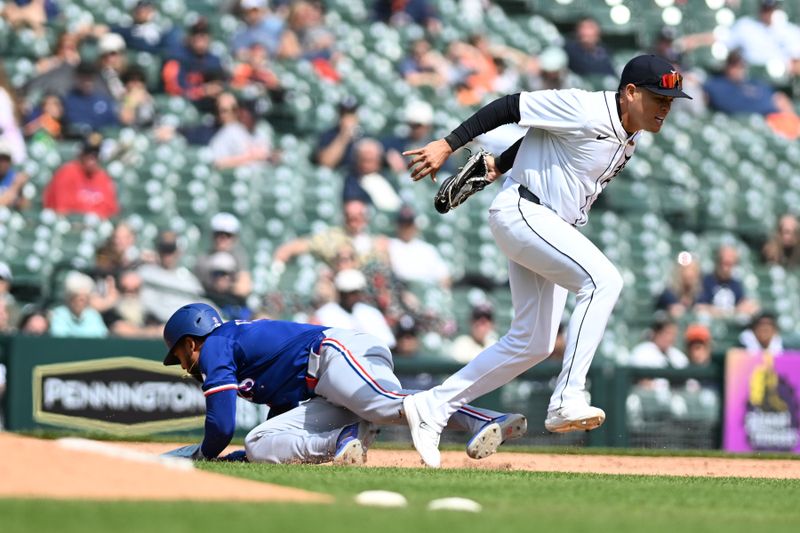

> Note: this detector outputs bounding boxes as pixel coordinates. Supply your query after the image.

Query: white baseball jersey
[510,89,640,226]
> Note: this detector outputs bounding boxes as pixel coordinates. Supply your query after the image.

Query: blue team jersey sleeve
[199,336,240,397]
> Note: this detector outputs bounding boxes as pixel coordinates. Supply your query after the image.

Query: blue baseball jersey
[199,319,327,408]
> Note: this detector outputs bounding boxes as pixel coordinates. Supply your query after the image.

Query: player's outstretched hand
[403,139,453,182]
[161,443,204,460]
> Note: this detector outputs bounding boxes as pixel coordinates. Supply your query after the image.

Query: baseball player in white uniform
[402,55,691,467]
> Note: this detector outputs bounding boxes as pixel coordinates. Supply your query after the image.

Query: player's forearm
[445,93,522,151]
[201,390,237,458]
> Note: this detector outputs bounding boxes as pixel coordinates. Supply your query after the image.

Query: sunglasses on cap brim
[658,72,683,89]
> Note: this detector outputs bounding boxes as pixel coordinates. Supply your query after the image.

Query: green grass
[2,463,799,533]
[19,429,800,460]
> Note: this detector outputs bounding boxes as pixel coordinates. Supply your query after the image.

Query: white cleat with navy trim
[403,394,441,468]
[466,413,527,460]
[544,405,605,433]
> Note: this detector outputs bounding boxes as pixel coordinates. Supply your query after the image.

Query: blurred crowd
[1,0,799,386]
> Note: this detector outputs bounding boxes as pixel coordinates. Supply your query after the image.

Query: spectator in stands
[97,269,162,338]
[25,31,81,99]
[564,17,616,78]
[162,17,225,113]
[388,205,451,288]
[137,230,208,324]
[50,271,108,338]
[231,43,283,99]
[0,141,29,210]
[343,138,401,212]
[95,221,145,277]
[398,38,449,91]
[17,307,50,335]
[704,50,800,139]
[312,268,396,348]
[721,0,800,78]
[446,39,498,106]
[22,93,63,143]
[683,323,717,393]
[230,0,286,59]
[35,30,79,72]
[62,63,119,137]
[527,47,582,91]
[0,261,18,329]
[208,92,271,170]
[195,212,252,298]
[313,96,361,170]
[0,63,27,164]
[449,303,497,364]
[655,252,702,318]
[43,134,119,219]
[384,101,435,174]
[0,298,11,333]
[0,261,15,300]
[394,314,422,359]
[739,311,784,354]
[118,66,156,128]
[279,0,337,73]
[685,324,712,367]
[96,33,128,102]
[273,198,390,270]
[762,213,800,268]
[1,0,59,35]
[202,251,252,321]
[630,315,689,369]
[111,0,179,55]
[374,0,440,34]
[468,33,532,93]
[695,245,759,319]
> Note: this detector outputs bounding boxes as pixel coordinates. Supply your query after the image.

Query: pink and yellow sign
[724,349,800,453]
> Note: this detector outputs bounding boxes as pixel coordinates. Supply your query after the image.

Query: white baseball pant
[412,181,623,431]
[244,328,504,463]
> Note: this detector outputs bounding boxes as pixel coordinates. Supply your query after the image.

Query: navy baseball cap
[619,54,692,99]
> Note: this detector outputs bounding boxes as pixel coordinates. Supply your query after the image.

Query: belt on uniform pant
[518,185,541,205]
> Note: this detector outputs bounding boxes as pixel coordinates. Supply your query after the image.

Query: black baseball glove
[433,149,492,214]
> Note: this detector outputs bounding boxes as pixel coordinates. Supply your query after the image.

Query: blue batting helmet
[163,303,223,365]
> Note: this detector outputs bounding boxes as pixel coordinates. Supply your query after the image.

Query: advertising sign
[724,350,800,453]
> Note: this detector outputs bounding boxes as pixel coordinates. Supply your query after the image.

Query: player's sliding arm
[160,389,237,460]
[405,94,522,181]
[199,389,238,459]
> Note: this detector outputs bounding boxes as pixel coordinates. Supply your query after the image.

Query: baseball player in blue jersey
[402,55,691,467]
[161,303,526,464]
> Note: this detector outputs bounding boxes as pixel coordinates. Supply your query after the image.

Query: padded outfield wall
[0,334,737,449]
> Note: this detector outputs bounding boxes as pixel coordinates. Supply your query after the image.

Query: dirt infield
[3,435,799,502]
[0,434,331,502]
[124,442,800,479]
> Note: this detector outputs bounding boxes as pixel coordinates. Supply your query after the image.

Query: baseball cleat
[333,421,377,465]
[403,394,441,468]
[544,405,605,433]
[466,413,527,460]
